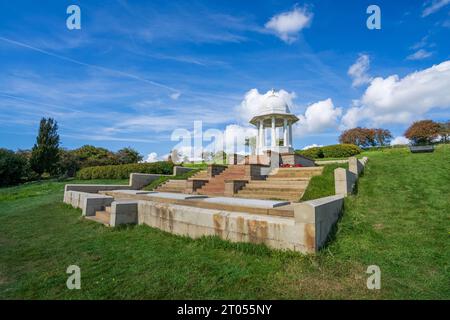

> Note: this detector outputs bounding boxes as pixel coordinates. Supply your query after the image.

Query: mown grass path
[0,146,448,299]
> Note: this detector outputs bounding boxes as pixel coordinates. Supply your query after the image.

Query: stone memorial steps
[241,185,307,193]
[86,208,111,226]
[249,179,309,185]
[155,180,187,193]
[188,170,209,180]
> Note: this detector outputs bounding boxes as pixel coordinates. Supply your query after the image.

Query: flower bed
[280,163,303,168]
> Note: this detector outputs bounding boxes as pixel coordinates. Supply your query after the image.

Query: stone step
[246,180,309,186]
[267,177,316,181]
[156,188,184,193]
[86,211,110,226]
[235,193,298,201]
[238,189,302,197]
[242,185,306,193]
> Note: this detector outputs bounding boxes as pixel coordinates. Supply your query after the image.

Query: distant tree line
[339,120,449,147]
[0,118,143,187]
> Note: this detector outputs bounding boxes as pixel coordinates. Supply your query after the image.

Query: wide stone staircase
[85,205,111,226]
[196,165,247,196]
[235,167,324,202]
[155,170,209,193]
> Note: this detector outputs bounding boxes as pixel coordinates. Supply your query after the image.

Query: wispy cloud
[348,54,372,87]
[407,49,433,60]
[422,0,450,17]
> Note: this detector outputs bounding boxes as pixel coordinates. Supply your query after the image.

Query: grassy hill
[0,145,448,299]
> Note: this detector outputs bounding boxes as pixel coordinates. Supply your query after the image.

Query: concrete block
[172,166,194,176]
[110,200,139,226]
[293,195,344,250]
[129,173,163,189]
[349,157,364,176]
[334,168,357,196]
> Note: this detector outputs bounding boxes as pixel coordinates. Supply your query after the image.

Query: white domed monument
[249,89,299,155]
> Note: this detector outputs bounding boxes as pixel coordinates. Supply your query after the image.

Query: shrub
[0,149,29,186]
[76,161,174,180]
[297,144,361,159]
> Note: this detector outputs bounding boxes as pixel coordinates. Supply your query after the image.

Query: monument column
[271,116,276,147]
[258,119,264,152]
[283,118,288,147]
[288,124,293,147]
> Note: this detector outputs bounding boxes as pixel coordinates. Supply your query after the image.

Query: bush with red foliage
[404,120,441,145]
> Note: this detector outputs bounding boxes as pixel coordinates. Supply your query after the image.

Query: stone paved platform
[202,197,289,209]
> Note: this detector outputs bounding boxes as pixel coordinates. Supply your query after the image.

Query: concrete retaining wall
[137,194,345,253]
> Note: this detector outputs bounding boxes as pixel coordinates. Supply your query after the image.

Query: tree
[404,120,441,145]
[339,127,392,147]
[30,118,60,176]
[438,121,450,143]
[372,128,393,146]
[0,148,28,186]
[72,145,116,167]
[115,147,142,164]
[58,149,80,177]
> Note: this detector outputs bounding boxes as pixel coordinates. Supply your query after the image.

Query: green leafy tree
[58,149,80,177]
[30,118,60,176]
[115,147,143,164]
[0,149,28,186]
[72,145,116,167]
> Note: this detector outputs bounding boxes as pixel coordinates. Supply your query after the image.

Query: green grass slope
[0,146,448,299]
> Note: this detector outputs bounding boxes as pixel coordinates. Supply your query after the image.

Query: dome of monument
[261,90,291,115]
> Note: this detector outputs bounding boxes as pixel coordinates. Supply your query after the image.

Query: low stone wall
[334,157,368,196]
[281,154,316,167]
[173,166,195,176]
[64,190,113,216]
[137,194,344,253]
[64,172,172,194]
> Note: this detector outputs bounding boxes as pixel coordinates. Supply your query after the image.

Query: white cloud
[407,49,433,60]
[341,60,450,126]
[390,136,410,145]
[170,92,181,100]
[144,152,159,162]
[235,88,296,123]
[265,6,313,43]
[302,144,323,150]
[296,98,342,135]
[348,54,372,87]
[422,0,450,17]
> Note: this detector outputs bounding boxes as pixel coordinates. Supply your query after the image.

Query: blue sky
[0,0,449,160]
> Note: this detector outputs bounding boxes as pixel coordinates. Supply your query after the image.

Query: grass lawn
[0,146,449,299]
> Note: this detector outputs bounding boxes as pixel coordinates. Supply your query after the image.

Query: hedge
[296,144,361,159]
[76,161,174,180]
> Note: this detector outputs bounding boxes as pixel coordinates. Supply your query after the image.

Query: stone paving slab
[145,192,209,200]
[110,190,156,195]
[202,197,289,209]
